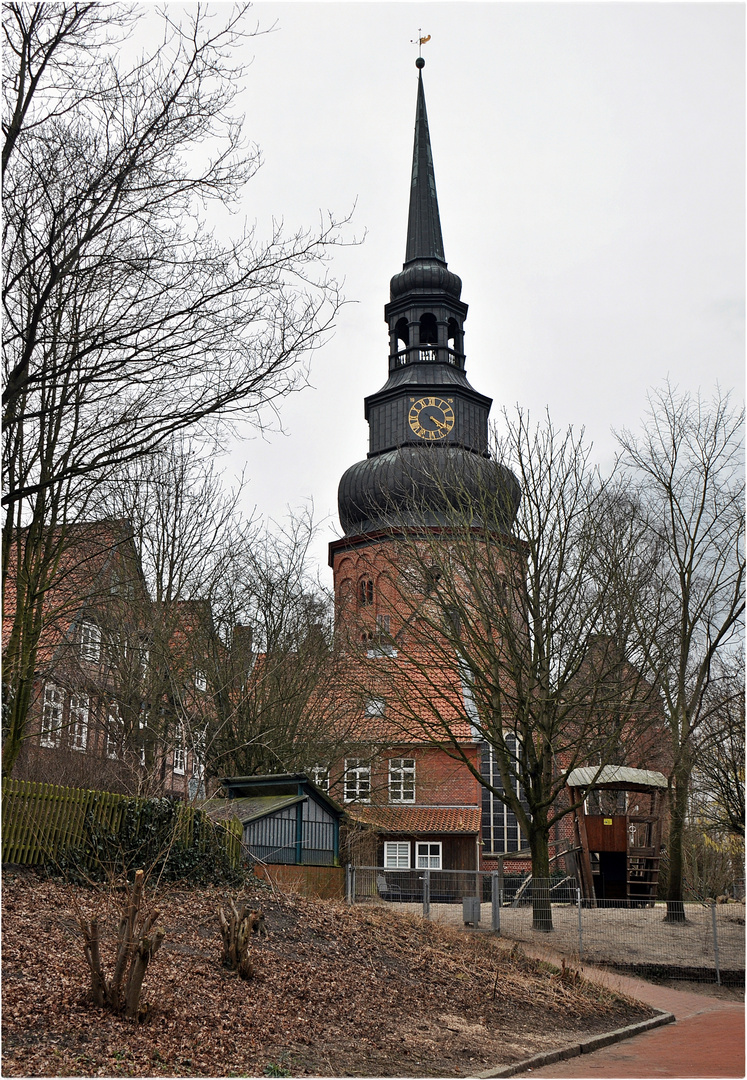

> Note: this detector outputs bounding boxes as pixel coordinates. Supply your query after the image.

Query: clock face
[408,397,455,441]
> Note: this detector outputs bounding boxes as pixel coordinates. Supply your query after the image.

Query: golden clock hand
[430,416,448,430]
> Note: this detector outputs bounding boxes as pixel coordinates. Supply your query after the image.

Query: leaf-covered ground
[2,868,656,1078]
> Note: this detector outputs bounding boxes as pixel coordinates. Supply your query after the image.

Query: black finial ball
[416,56,425,69]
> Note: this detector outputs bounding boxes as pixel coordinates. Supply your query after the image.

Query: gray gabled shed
[205,774,342,867]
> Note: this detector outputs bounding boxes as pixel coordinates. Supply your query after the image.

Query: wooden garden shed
[205,774,343,867]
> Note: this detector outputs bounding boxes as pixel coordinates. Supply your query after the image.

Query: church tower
[332,56,519,570]
[328,58,524,872]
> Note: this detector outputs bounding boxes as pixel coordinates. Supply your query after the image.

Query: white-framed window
[80,621,101,663]
[173,729,186,775]
[389,757,416,803]
[105,704,122,759]
[376,614,390,635]
[384,841,411,869]
[416,841,442,870]
[40,682,64,747]
[69,693,89,752]
[192,728,206,778]
[194,670,207,693]
[367,643,398,658]
[364,697,386,717]
[139,643,150,678]
[310,764,330,791]
[344,759,371,803]
[138,714,147,766]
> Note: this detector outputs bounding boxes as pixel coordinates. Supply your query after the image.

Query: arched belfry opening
[419,312,438,346]
[395,317,409,349]
[448,317,463,358]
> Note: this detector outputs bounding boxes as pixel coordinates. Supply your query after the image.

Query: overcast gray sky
[220,2,744,574]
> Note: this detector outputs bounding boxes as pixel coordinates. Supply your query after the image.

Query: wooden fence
[2,778,242,869]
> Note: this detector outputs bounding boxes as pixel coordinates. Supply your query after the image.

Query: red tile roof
[348,805,480,834]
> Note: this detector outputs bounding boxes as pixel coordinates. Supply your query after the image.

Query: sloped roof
[567,766,668,790]
[349,805,480,835]
[203,794,305,825]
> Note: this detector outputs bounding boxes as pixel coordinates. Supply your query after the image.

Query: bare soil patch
[2,868,658,1078]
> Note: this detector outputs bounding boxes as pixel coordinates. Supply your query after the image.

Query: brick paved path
[509,948,744,1079]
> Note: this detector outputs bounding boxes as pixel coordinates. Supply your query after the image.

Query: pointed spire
[405,63,445,264]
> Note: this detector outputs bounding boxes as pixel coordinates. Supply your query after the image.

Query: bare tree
[688,654,745,842]
[616,384,745,920]
[356,411,656,931]
[2,4,348,771]
[207,510,356,785]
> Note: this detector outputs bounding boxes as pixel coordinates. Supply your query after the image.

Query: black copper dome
[338,446,521,537]
[389,258,462,300]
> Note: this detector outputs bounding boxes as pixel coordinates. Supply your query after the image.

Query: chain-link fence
[348,867,745,985]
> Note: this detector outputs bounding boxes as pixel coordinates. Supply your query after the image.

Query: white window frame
[105,705,122,759]
[40,682,64,747]
[173,729,186,775]
[192,728,206,778]
[364,697,386,718]
[384,841,411,869]
[344,758,371,803]
[139,643,150,678]
[310,764,330,792]
[415,841,442,870]
[69,693,89,752]
[388,757,416,803]
[79,621,101,663]
[376,613,390,635]
[194,670,207,693]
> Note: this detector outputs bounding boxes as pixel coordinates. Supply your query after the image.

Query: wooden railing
[1,777,241,869]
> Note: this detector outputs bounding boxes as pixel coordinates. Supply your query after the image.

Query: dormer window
[80,621,101,663]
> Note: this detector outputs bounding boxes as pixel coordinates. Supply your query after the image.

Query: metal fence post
[710,901,721,986]
[577,888,583,961]
[424,868,431,919]
[491,871,501,934]
[345,865,352,905]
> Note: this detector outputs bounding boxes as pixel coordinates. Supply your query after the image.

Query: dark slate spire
[405,63,445,264]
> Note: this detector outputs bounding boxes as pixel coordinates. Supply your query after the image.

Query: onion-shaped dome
[338,446,521,537]
[389,258,462,301]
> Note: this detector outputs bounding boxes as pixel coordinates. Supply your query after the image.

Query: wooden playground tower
[567,766,668,906]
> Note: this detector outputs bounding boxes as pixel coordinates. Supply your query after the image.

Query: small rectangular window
[344,759,371,803]
[416,841,442,870]
[194,670,207,693]
[173,729,186,775]
[376,614,390,635]
[106,705,122,759]
[389,757,416,803]
[310,765,330,792]
[384,841,410,869]
[192,728,206,777]
[69,694,89,752]
[40,683,64,747]
[80,621,101,663]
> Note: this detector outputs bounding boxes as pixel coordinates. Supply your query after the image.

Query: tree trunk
[77,869,164,1014]
[218,902,262,979]
[528,824,553,932]
[665,768,690,923]
[78,918,107,1007]
[124,929,165,1018]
